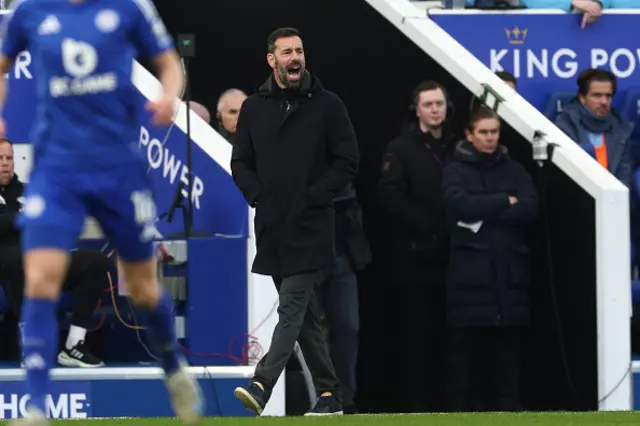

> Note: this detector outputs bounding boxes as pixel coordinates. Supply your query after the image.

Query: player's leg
[104,191,180,374]
[87,167,202,423]
[18,169,86,420]
[119,256,203,423]
[119,254,179,374]
[114,224,203,424]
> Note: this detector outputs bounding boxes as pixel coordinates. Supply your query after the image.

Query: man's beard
[276,63,304,89]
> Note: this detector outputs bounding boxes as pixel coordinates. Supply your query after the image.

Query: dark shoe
[234,382,267,415]
[305,394,344,416]
[57,341,105,367]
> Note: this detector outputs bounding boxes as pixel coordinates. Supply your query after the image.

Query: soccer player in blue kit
[0,0,203,424]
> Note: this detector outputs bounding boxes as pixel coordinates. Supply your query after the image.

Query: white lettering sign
[0,393,88,419]
[139,126,204,210]
[49,73,117,97]
[489,47,640,80]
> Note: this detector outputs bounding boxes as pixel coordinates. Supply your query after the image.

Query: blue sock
[138,290,181,374]
[21,298,58,414]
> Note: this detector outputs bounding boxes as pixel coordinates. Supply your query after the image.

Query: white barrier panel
[365,0,631,411]
[12,143,31,182]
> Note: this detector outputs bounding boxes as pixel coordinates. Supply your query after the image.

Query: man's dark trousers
[319,254,359,407]
[444,326,525,412]
[253,269,341,397]
[0,247,107,328]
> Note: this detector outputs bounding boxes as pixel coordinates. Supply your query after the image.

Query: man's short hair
[410,80,448,108]
[267,27,302,54]
[495,70,517,88]
[217,88,247,113]
[0,138,13,145]
[467,106,499,132]
[577,68,617,96]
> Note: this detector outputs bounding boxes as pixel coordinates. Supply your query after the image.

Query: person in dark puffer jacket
[442,107,538,412]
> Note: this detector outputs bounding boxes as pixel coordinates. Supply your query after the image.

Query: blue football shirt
[1,0,174,169]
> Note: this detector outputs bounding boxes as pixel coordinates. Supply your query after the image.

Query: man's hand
[509,196,519,205]
[572,0,602,28]
[145,96,175,126]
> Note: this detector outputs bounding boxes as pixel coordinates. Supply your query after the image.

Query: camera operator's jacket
[378,121,457,263]
[231,72,359,277]
[0,175,24,251]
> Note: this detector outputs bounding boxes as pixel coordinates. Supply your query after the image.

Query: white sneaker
[165,364,204,423]
[9,408,48,426]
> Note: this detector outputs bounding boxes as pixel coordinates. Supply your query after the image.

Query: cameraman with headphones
[377,80,457,413]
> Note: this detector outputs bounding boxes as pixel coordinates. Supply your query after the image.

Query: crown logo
[505,27,528,45]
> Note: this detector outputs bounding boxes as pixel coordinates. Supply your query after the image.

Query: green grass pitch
[11,412,640,426]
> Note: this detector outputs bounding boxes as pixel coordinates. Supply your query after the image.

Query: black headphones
[408,80,456,121]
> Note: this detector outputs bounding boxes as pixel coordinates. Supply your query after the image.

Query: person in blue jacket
[555,68,633,188]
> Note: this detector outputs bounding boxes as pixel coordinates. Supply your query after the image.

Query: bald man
[190,101,211,124]
[216,88,247,143]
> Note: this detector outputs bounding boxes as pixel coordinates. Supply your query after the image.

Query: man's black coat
[231,72,359,277]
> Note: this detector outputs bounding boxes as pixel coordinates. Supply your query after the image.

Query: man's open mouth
[286,65,302,79]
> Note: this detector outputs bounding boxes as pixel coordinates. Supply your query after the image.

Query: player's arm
[0,0,29,133]
[151,49,184,108]
[130,0,183,126]
[0,55,13,121]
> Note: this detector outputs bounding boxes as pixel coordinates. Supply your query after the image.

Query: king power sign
[490,27,640,80]
[431,12,640,110]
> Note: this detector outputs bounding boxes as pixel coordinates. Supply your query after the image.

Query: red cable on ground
[92,251,279,364]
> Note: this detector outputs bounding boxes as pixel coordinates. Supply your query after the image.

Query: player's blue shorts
[19,162,157,261]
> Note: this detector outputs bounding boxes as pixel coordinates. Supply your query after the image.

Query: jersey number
[61,38,98,78]
[130,191,157,225]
